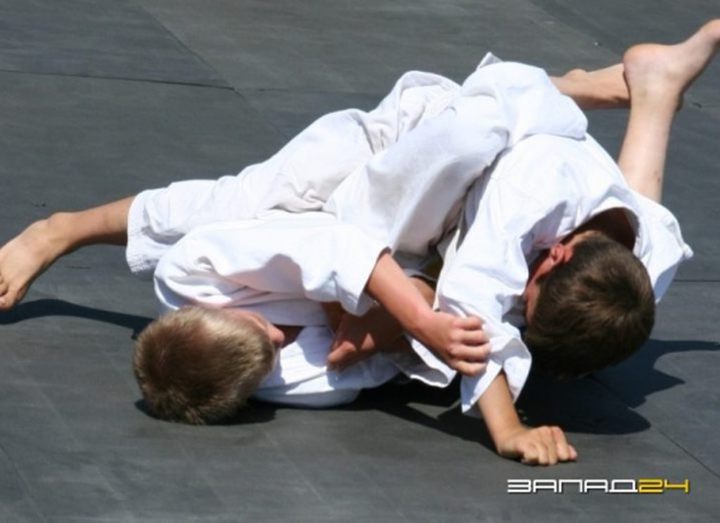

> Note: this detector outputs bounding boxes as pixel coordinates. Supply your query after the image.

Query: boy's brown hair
[133,306,276,424]
[523,233,655,378]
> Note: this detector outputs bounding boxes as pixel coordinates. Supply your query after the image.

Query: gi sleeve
[631,193,693,302]
[324,54,587,258]
[153,212,387,316]
[434,176,545,415]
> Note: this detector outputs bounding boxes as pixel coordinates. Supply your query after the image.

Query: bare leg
[551,63,629,110]
[0,196,133,309]
[618,20,720,202]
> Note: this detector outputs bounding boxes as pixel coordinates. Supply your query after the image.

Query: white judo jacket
[126,54,691,412]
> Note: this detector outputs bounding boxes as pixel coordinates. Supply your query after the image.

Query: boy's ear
[548,243,574,266]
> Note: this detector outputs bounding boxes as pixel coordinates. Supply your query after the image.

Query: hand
[321,301,345,332]
[495,425,577,466]
[327,306,406,371]
[413,312,489,376]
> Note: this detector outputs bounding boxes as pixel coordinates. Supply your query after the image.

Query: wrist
[493,423,530,456]
[404,303,435,341]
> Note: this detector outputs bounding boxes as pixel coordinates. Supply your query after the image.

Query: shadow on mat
[0,298,153,338]
[343,337,719,451]
[349,379,495,450]
[345,375,651,455]
[134,399,278,426]
[594,337,720,408]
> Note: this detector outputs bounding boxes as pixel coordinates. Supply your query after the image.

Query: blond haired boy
[135,211,455,425]
[133,306,277,424]
[2,23,718,465]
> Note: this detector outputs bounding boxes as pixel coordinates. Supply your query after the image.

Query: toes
[0,285,18,311]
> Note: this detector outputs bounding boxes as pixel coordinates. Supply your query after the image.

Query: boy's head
[133,306,281,424]
[522,231,655,378]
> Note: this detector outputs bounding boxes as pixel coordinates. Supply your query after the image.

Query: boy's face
[219,309,286,349]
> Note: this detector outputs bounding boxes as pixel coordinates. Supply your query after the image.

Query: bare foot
[623,19,720,105]
[0,218,67,310]
[554,64,629,110]
[617,19,720,202]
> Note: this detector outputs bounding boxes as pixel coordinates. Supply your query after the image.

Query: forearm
[326,275,433,369]
[323,273,414,337]
[364,252,434,337]
[364,251,488,374]
[476,371,523,451]
[477,371,577,465]
[358,276,435,348]
[411,276,436,305]
[332,275,433,331]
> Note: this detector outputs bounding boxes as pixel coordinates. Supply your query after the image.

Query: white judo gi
[126,54,691,413]
[127,65,470,407]
[413,132,692,415]
[125,66,460,277]
[152,211,433,407]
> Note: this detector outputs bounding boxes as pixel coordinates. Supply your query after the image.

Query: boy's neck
[568,208,636,249]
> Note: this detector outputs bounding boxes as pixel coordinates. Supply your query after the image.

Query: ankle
[562,68,589,83]
[628,84,683,112]
[552,69,587,95]
[554,67,628,110]
[45,212,82,254]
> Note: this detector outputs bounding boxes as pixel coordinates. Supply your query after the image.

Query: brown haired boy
[393,23,718,464]
[1,22,718,465]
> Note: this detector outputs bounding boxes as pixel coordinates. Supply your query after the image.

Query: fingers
[544,428,558,465]
[446,343,491,376]
[462,329,489,346]
[448,343,490,362]
[329,332,343,353]
[551,426,577,462]
[327,342,357,370]
[517,441,556,466]
[453,361,487,377]
[455,315,489,351]
[326,347,345,366]
[445,316,490,376]
[457,315,483,330]
[568,445,578,461]
[519,426,576,466]
[327,340,376,371]
[519,433,552,466]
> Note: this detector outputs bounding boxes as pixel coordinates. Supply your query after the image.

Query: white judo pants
[126,70,459,277]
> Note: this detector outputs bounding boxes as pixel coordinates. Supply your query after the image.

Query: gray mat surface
[0,1,718,521]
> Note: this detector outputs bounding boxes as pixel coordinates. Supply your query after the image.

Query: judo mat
[0,0,718,520]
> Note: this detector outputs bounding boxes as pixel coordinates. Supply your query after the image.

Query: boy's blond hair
[133,306,275,424]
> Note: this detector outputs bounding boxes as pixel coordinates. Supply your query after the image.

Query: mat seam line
[0,67,233,91]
